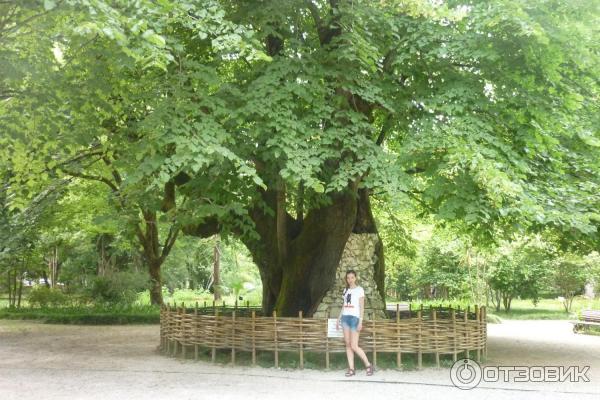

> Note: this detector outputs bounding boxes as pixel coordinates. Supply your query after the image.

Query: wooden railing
[159,302,487,369]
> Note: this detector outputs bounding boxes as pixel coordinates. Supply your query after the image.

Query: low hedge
[0,305,160,324]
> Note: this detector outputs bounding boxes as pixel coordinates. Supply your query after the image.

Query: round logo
[450,358,482,390]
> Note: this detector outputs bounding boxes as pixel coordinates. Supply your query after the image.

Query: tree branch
[59,168,118,192]
[101,156,123,186]
[52,148,103,170]
[375,114,394,146]
[0,3,61,40]
[160,224,180,262]
[305,0,326,44]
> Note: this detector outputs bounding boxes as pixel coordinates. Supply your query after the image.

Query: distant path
[0,319,598,400]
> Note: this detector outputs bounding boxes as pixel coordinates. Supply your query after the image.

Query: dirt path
[1,319,599,400]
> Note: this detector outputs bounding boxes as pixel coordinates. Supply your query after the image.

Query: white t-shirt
[341,286,364,318]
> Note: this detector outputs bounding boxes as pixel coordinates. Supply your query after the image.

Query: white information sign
[327,318,343,338]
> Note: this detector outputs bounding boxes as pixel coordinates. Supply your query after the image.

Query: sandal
[345,368,355,377]
[366,364,374,376]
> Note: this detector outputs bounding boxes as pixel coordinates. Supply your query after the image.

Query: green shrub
[0,305,160,324]
[27,286,69,308]
[87,271,150,305]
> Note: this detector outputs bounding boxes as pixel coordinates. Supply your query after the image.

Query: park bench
[385,303,410,317]
[572,309,600,333]
[385,303,410,311]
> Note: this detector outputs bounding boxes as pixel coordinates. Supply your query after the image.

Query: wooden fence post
[464,305,469,359]
[475,305,480,362]
[194,302,199,360]
[181,303,187,359]
[169,302,174,355]
[273,310,279,368]
[433,308,439,368]
[451,308,457,362]
[231,310,236,365]
[174,305,181,357]
[417,309,422,369]
[159,304,163,351]
[371,312,377,367]
[160,304,164,353]
[482,306,487,359]
[299,310,304,369]
[212,306,218,363]
[251,310,256,366]
[166,303,170,354]
[325,310,330,370]
[396,303,401,369]
[161,304,166,354]
[171,304,177,357]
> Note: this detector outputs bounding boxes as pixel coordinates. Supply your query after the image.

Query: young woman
[336,269,374,377]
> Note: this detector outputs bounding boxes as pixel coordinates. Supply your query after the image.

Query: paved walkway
[0,319,598,400]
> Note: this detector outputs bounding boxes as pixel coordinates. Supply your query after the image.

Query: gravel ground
[0,319,599,400]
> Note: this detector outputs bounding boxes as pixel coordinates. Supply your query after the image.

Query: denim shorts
[341,315,360,331]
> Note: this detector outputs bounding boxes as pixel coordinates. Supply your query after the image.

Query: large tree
[3,0,598,315]
[1,0,263,304]
[183,0,598,316]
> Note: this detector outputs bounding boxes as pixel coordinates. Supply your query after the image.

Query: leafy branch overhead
[1,0,598,309]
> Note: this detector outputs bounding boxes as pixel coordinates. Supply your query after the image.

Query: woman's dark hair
[344,270,357,289]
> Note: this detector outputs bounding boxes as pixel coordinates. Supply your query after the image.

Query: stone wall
[313,233,387,319]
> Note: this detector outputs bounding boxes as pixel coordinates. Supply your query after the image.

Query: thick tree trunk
[232,0,389,317]
[275,188,357,316]
[148,259,163,306]
[136,209,179,306]
[243,182,385,317]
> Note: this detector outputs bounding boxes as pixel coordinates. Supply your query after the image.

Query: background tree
[552,253,593,312]
[487,238,552,312]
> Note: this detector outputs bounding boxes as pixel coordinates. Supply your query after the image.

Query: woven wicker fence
[160,302,487,369]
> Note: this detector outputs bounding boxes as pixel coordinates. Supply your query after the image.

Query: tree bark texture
[242,183,385,317]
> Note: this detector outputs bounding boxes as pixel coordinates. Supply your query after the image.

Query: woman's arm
[336,300,344,329]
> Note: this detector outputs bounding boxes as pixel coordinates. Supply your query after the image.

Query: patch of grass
[385,297,600,320]
[0,305,160,324]
[491,308,573,320]
[486,297,600,320]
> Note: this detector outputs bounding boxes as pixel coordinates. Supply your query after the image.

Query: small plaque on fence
[327,318,343,338]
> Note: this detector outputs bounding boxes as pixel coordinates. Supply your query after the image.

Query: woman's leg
[350,329,371,368]
[343,326,354,369]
